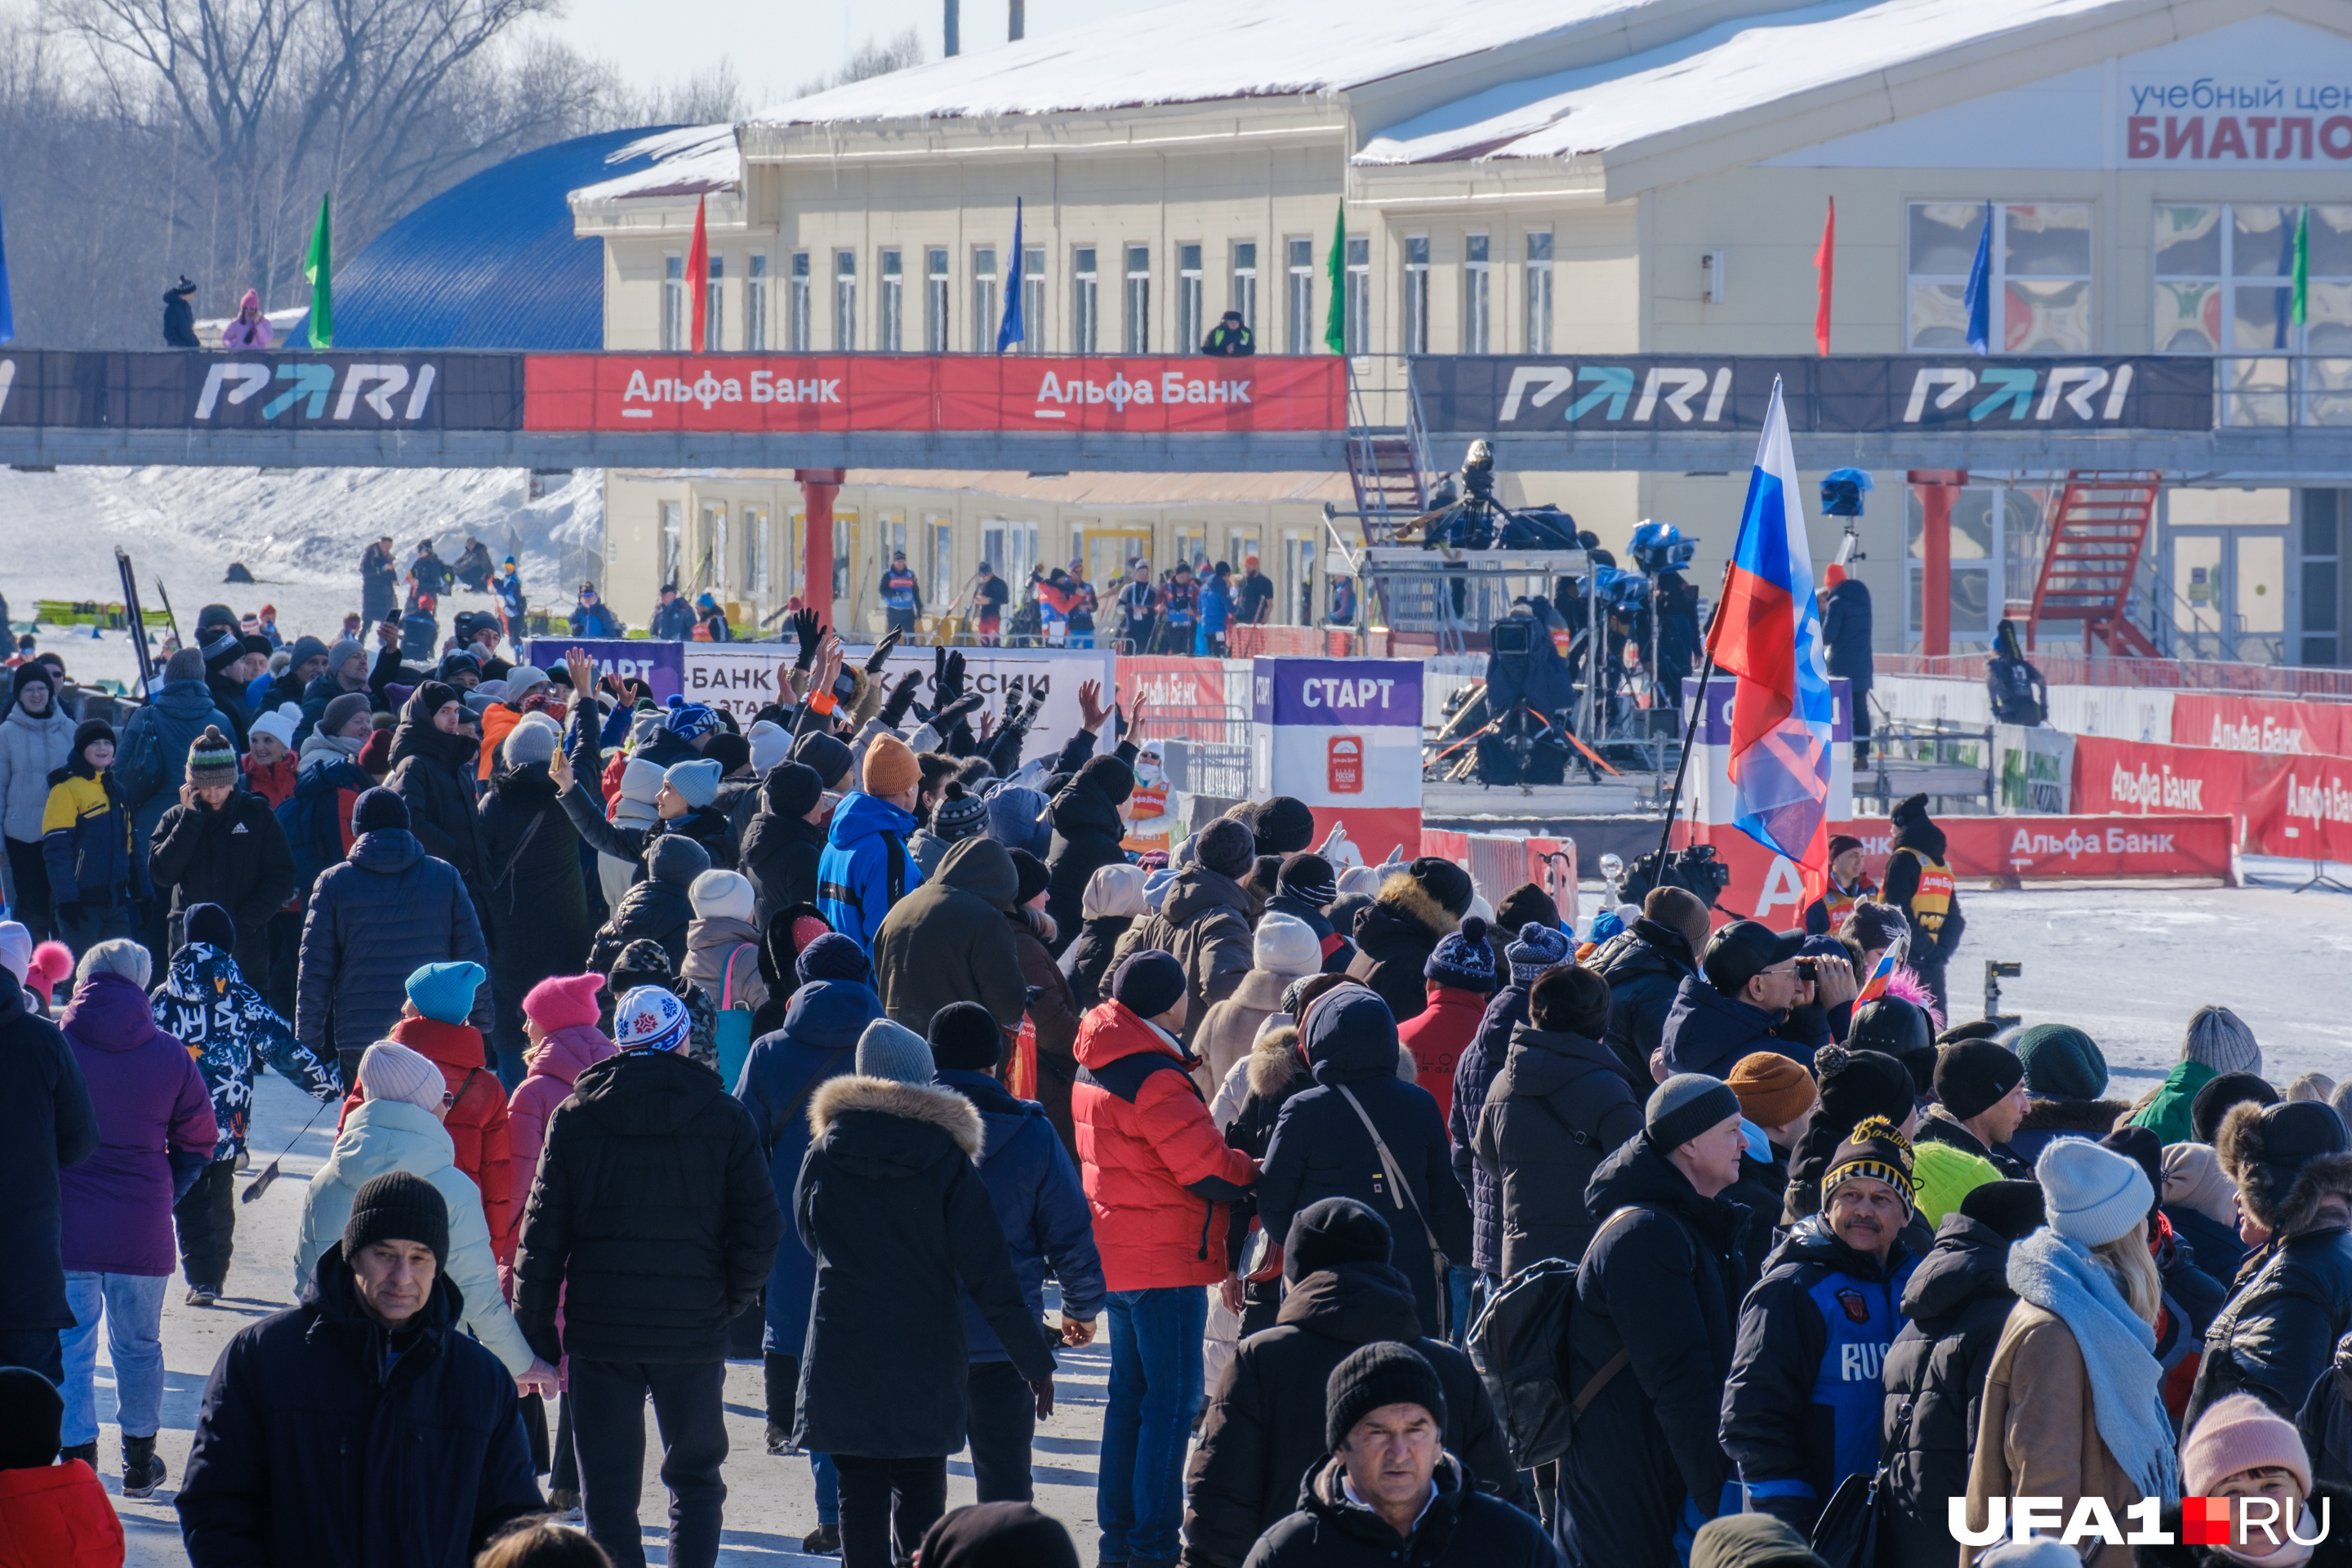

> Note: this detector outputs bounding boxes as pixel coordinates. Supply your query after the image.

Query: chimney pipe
[1009,0,1023,42]
[944,0,960,56]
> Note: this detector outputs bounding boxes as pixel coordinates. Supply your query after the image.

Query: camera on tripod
[1619,843,1733,910]
[1628,520,1695,576]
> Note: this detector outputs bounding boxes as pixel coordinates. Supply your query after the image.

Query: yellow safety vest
[1894,847,1954,936]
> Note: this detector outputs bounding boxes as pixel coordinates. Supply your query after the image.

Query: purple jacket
[58,971,216,1276]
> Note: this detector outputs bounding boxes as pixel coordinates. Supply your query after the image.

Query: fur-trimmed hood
[1368,871,1461,945]
[1243,1022,1414,1101]
[2217,1101,2352,1233]
[808,1073,985,1162]
[2019,1096,2132,1135]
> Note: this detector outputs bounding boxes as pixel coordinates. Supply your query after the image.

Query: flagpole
[1652,559,1737,866]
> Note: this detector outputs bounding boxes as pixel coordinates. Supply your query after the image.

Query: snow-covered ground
[0,465,604,688]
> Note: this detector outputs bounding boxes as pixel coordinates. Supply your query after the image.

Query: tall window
[1907,203,2091,352]
[2305,492,2341,666]
[879,248,903,351]
[833,251,857,350]
[703,502,728,590]
[703,256,724,351]
[744,504,770,601]
[929,518,955,608]
[917,247,947,351]
[659,501,683,586]
[1021,248,1045,354]
[971,247,999,353]
[1123,243,1151,354]
[747,255,769,350]
[787,252,812,350]
[1461,235,1490,354]
[1073,247,1099,353]
[1178,243,1204,351]
[2154,204,2352,354]
[1344,236,1370,355]
[1231,242,1257,332]
[662,256,685,350]
[1524,232,1553,354]
[1285,238,1313,354]
[1402,237,1430,354]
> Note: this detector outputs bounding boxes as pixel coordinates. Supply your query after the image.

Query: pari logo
[1952,1495,2332,1548]
[1499,364,1732,425]
[1903,363,2136,424]
[196,361,437,422]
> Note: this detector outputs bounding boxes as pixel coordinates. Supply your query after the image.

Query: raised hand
[1076,679,1107,733]
[866,626,903,673]
[791,608,823,669]
[564,647,597,699]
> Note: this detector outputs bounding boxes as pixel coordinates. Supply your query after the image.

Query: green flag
[304,194,333,350]
[1323,202,1347,354]
[2292,203,2310,327]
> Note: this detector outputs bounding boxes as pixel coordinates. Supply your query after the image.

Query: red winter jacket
[1073,1000,1259,1291]
[336,1014,515,1262]
[1396,983,1489,1140]
[0,1460,125,1568]
[242,753,298,808]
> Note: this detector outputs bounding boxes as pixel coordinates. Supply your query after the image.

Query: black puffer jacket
[1450,986,1526,1278]
[871,835,1027,1036]
[1472,1022,1645,1276]
[1044,765,1130,958]
[0,966,96,1333]
[1182,1260,1526,1568]
[148,787,298,980]
[1559,1134,1746,1568]
[1662,973,1830,1082]
[477,762,591,1010]
[512,1045,782,1364]
[296,827,491,1062]
[1118,862,1256,1050]
[1878,1214,2020,1568]
[792,1075,1054,1456]
[739,790,826,929]
[2303,1336,2352,1492]
[1062,914,1134,1011]
[176,1246,541,1568]
[2189,1220,2352,1425]
[1589,917,1698,1085]
[586,833,706,972]
[385,690,488,904]
[1344,877,1456,1028]
[1241,1453,1557,1568]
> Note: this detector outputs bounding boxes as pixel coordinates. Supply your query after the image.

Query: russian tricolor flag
[1707,378,1837,902]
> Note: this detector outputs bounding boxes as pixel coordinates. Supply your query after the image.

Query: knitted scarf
[2007,1227,2183,1505]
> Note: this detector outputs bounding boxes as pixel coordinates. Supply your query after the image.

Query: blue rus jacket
[817,791,922,951]
[1661,973,1832,1082]
[937,1066,1105,1362]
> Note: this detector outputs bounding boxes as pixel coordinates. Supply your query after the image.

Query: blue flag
[1962,199,1992,355]
[0,198,15,345]
[996,198,1024,354]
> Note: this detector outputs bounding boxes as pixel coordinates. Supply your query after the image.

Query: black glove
[865,626,903,675]
[791,608,823,670]
[937,649,968,709]
[55,901,83,925]
[880,671,923,728]
[933,693,985,730]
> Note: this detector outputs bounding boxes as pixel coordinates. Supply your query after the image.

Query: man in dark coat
[1044,754,1134,958]
[175,1173,542,1566]
[1913,1037,2033,1180]
[385,682,490,914]
[147,726,298,982]
[1661,920,1836,1081]
[794,1018,1056,1566]
[1258,985,1472,1339]
[1119,818,1258,1050]
[1264,853,1356,976]
[1820,564,1873,769]
[1450,920,1570,1303]
[1472,964,1644,1276]
[1559,1075,1748,1568]
[476,722,590,1088]
[871,834,1028,1039]
[1879,793,1963,1018]
[1345,859,1472,1030]
[361,537,399,626]
[163,277,201,346]
[512,984,784,1568]
[1183,1199,1524,1568]
[296,787,492,1092]
[586,833,709,973]
[1878,1181,2042,1568]
[1588,886,1709,1085]
[739,761,827,930]
[1237,1342,1556,1568]
[0,964,98,1381]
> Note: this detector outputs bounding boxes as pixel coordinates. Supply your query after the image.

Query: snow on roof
[744,0,1650,127]
[1357,0,2115,163]
[570,124,739,203]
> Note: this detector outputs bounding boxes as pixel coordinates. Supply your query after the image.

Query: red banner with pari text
[523,354,1345,434]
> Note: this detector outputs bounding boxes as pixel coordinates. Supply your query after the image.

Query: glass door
[1086,529,1151,595]
[2169,532,2226,659]
[1284,531,1317,626]
[2234,529,2289,663]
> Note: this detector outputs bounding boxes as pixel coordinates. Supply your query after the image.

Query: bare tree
[791,27,923,99]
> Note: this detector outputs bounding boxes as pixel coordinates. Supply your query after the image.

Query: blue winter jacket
[117,678,234,836]
[1660,973,1831,1082]
[817,791,922,951]
[937,1067,1105,1362]
[1449,983,1529,1278]
[294,827,491,1064]
[735,978,884,1354]
[1718,1214,1918,1532]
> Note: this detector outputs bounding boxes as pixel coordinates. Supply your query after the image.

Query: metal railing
[1878,649,2352,698]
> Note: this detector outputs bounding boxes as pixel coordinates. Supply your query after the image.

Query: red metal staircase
[1345,435,1428,541]
[2026,470,2163,657]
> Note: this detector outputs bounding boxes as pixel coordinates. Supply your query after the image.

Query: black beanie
[71,717,116,767]
[352,786,410,835]
[1325,1341,1448,1452]
[1815,1046,1917,1134]
[1933,1039,2025,1121]
[1278,852,1339,909]
[1285,1196,1392,1280]
[2193,1071,2280,1146]
[1009,848,1052,909]
[183,902,238,953]
[2099,1125,2164,1214]
[1195,818,1257,880]
[929,1001,1004,1072]
[1080,753,1135,807]
[791,731,855,791]
[0,1366,63,1468]
[1111,950,1186,1019]
[762,760,823,819]
[343,1170,450,1265]
[1958,1178,2047,1241]
[410,680,459,723]
[1494,881,1560,938]
[1410,857,1475,918]
[1254,795,1316,856]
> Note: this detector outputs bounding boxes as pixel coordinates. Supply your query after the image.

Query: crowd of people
[5,575,2351,1568]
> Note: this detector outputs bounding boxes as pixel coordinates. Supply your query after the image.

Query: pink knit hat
[2181,1393,2313,1499]
[357,1041,447,1115]
[523,973,606,1035]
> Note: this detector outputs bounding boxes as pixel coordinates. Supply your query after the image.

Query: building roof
[568,124,739,204]
[331,126,683,350]
[742,0,1654,126]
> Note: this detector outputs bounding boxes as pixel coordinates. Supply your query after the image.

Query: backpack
[1465,1205,1646,1469]
[114,708,170,809]
[278,781,348,893]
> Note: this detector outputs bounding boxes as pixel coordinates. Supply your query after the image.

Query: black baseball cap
[1702,920,1806,996]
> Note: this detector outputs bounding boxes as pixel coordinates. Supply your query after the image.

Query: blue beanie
[1505,920,1572,987]
[797,932,871,986]
[1423,916,1496,993]
[665,757,724,809]
[405,960,484,1025]
[664,702,720,742]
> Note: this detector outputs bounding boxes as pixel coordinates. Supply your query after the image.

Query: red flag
[688,194,710,352]
[1813,197,1834,357]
